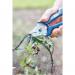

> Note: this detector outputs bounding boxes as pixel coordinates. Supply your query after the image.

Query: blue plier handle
[38,9,63,36]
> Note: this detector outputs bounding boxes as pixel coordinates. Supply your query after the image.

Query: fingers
[39,8,58,22]
[51,25,63,38]
[39,9,53,22]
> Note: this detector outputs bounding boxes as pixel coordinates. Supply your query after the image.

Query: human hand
[51,25,63,38]
[39,8,63,38]
[39,8,57,22]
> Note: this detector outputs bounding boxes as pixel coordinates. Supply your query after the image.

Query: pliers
[30,9,63,37]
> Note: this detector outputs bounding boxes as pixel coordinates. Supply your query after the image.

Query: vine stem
[44,45,54,73]
[13,34,31,51]
[32,37,55,73]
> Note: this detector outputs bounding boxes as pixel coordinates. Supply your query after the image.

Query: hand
[39,8,57,22]
[39,8,63,38]
[51,25,63,38]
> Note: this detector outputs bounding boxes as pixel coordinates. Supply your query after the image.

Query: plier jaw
[30,23,47,37]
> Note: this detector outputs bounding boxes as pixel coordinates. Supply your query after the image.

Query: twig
[13,34,30,51]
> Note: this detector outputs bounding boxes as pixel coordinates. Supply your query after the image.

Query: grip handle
[47,22,63,36]
[37,9,63,36]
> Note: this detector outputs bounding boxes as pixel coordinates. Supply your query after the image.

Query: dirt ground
[13,9,62,75]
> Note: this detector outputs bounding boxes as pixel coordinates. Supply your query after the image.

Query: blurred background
[13,0,62,75]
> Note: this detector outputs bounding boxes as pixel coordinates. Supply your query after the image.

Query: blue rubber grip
[47,22,63,36]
